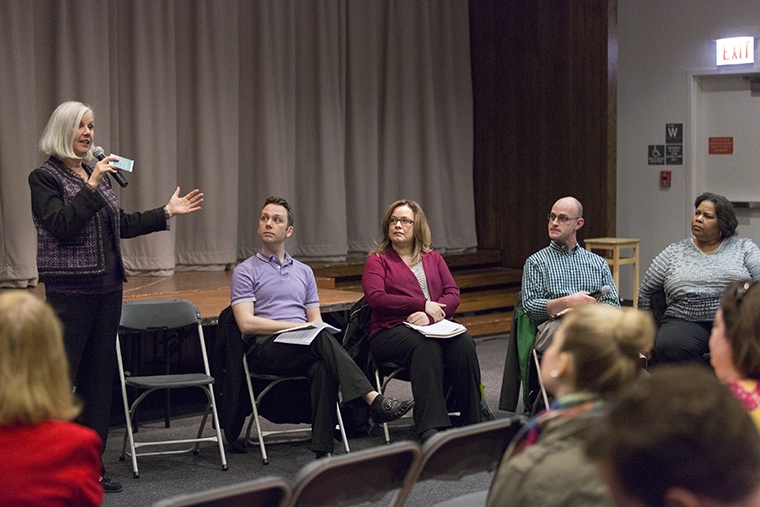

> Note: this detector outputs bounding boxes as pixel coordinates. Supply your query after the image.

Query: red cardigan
[363,249,460,337]
[0,420,103,507]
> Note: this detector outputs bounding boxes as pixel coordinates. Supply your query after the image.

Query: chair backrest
[288,440,422,507]
[118,299,211,375]
[391,416,525,507]
[341,296,373,376]
[120,299,201,331]
[152,476,292,507]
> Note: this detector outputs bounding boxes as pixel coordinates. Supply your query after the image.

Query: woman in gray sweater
[638,193,760,364]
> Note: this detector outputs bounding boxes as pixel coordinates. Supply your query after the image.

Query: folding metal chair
[242,356,350,465]
[391,415,525,507]
[288,440,422,507]
[152,476,291,507]
[116,299,228,478]
[372,359,414,443]
[371,354,458,444]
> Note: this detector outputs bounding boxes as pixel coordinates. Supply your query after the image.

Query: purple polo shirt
[230,250,320,323]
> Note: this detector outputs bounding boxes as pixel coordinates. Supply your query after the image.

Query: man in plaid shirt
[521,197,619,347]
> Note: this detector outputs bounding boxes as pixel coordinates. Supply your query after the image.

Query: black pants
[653,317,712,365]
[247,329,374,453]
[46,290,123,457]
[370,325,482,436]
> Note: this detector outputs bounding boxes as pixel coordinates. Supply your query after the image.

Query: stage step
[307,249,520,337]
[457,312,514,337]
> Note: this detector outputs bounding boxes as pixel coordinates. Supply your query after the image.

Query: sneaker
[100,476,123,493]
[370,397,414,424]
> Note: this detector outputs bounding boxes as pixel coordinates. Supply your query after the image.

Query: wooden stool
[583,238,641,308]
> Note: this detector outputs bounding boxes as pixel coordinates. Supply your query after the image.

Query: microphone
[589,285,612,299]
[92,146,128,187]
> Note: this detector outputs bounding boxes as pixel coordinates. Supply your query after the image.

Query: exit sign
[716,37,754,66]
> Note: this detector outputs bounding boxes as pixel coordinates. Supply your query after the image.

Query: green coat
[486,411,613,507]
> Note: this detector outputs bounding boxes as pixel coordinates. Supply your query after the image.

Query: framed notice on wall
[709,137,733,155]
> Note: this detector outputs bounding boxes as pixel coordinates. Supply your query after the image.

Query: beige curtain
[0,0,476,287]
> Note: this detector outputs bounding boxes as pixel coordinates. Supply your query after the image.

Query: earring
[550,370,558,378]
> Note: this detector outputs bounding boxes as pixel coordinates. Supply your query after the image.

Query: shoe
[100,476,123,493]
[370,397,414,424]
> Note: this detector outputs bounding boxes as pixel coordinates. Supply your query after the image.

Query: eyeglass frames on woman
[547,213,580,224]
[388,217,414,227]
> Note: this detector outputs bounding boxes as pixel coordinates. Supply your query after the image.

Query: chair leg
[335,402,350,453]
[204,386,228,471]
[243,362,269,465]
[194,395,213,455]
[374,368,391,444]
[117,338,140,478]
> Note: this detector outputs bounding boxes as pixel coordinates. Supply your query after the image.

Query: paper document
[404,319,466,338]
[273,322,341,345]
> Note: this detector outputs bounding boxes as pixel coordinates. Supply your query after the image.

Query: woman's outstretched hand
[165,187,203,217]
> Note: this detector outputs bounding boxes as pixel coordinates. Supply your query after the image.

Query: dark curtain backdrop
[0,0,477,287]
[469,0,617,269]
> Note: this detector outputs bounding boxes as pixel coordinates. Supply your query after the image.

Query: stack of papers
[404,319,467,338]
[273,322,341,345]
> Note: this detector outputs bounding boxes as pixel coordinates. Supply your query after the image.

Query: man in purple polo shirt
[231,196,413,458]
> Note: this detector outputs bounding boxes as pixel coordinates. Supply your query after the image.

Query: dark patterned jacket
[29,156,167,284]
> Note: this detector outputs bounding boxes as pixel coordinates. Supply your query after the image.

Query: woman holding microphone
[29,101,203,492]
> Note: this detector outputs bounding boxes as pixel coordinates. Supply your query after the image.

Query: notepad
[273,322,341,345]
[404,319,467,338]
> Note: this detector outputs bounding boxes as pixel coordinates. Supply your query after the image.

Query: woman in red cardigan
[362,199,484,443]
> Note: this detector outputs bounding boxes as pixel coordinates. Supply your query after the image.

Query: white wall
[617,0,760,301]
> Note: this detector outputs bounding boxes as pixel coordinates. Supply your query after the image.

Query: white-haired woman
[28,101,203,492]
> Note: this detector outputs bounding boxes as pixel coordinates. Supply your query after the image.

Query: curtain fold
[0,0,477,287]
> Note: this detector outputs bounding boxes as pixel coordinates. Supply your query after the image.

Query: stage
[14,270,363,326]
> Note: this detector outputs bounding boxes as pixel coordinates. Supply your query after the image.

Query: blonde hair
[370,199,432,265]
[0,292,80,425]
[39,101,93,161]
[558,305,654,397]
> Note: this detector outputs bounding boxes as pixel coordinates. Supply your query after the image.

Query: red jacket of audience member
[0,420,103,507]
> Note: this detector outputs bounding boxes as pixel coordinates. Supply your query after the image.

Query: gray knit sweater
[638,236,760,322]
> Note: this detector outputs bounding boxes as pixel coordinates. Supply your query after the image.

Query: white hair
[39,101,93,160]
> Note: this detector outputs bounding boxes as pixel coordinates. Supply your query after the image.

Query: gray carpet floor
[101,334,521,507]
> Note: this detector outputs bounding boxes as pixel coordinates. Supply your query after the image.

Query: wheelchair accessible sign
[648,145,665,165]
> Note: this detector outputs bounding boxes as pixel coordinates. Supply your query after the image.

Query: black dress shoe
[370,397,414,424]
[100,476,123,493]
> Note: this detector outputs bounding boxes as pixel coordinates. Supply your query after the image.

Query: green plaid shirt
[522,241,619,323]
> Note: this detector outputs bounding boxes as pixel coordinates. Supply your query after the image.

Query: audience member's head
[0,292,79,426]
[694,192,738,239]
[587,365,760,507]
[547,196,585,248]
[711,280,760,382]
[263,195,294,228]
[375,198,432,256]
[541,304,654,399]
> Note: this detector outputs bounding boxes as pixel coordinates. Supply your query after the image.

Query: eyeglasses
[547,213,580,224]
[388,217,414,227]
